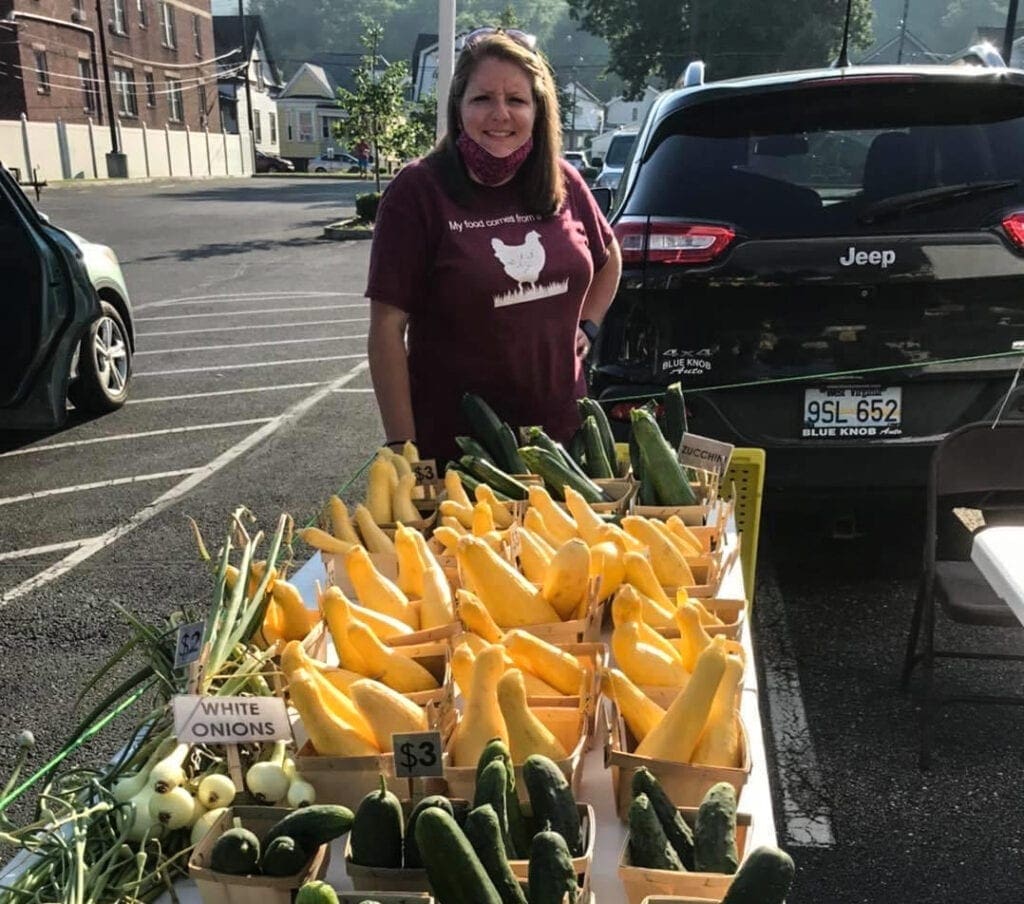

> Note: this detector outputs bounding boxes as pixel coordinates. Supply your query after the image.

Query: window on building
[269,112,276,143]
[168,77,183,120]
[137,0,147,27]
[159,2,176,48]
[113,66,137,116]
[145,72,156,107]
[287,120,293,140]
[192,14,202,57]
[34,50,50,95]
[253,111,262,143]
[256,60,265,91]
[297,111,313,142]
[79,58,98,112]
[113,0,127,33]
[198,84,207,126]
[631,107,639,122]
[71,0,85,21]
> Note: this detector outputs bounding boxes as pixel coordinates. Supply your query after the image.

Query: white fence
[0,115,252,183]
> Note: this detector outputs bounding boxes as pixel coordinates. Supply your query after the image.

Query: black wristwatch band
[580,319,600,342]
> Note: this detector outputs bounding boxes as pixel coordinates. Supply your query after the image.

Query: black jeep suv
[590,65,1024,487]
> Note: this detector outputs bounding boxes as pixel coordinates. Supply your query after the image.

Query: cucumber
[209,819,260,875]
[522,754,582,857]
[350,775,403,869]
[404,795,455,869]
[663,382,687,450]
[631,766,695,869]
[464,805,529,904]
[694,781,739,874]
[578,398,617,475]
[455,435,495,464]
[262,804,354,854]
[459,455,530,501]
[527,827,578,904]
[631,407,698,506]
[524,427,593,486]
[581,416,614,479]
[415,807,503,904]
[628,793,685,872]
[517,446,608,505]
[474,758,515,858]
[475,738,529,858]
[260,835,311,877]
[295,881,340,904]
[720,845,795,904]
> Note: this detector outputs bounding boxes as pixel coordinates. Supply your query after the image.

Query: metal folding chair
[900,420,1024,769]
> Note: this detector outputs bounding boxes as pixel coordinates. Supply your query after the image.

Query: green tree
[565,0,874,96]
[335,23,413,191]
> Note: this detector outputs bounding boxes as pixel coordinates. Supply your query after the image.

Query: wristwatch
[579,319,600,343]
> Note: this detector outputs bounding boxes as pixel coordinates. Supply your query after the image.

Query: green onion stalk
[0,508,294,903]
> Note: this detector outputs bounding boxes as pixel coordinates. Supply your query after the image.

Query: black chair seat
[935,560,1021,627]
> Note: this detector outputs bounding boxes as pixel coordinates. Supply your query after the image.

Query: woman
[366,27,621,463]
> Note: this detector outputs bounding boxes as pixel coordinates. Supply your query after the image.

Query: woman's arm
[368,300,416,443]
[576,238,623,356]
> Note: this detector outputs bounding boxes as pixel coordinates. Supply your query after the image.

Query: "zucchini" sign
[172,695,292,743]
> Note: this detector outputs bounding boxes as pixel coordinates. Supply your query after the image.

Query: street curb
[322,221,374,241]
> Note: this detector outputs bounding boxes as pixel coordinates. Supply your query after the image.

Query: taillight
[1002,212,1024,247]
[609,401,666,422]
[613,219,735,265]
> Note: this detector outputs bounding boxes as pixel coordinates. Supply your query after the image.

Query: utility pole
[94,0,127,176]
[1003,0,1020,66]
[570,77,577,150]
[238,0,256,172]
[896,0,910,64]
[436,0,455,141]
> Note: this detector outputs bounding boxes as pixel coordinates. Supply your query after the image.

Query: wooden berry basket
[336,895,434,904]
[188,806,329,904]
[653,597,746,644]
[507,802,596,895]
[618,807,752,904]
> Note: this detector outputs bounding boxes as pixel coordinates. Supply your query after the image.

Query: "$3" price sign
[173,621,205,669]
[412,459,438,483]
[392,730,443,778]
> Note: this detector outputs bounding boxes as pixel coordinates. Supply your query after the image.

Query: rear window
[605,134,637,167]
[624,79,1024,237]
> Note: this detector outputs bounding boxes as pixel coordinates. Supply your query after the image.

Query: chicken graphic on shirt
[492,230,545,287]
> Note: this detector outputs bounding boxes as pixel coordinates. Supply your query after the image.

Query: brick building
[0,0,219,133]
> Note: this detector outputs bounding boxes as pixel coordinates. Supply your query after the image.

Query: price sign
[392,730,443,778]
[173,621,205,669]
[172,695,292,743]
[412,459,439,483]
[677,432,734,479]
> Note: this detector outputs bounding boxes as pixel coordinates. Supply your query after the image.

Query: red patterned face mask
[456,130,534,185]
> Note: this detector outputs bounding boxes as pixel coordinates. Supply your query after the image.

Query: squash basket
[507,802,596,896]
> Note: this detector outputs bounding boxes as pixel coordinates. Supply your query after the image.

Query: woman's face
[459,55,537,158]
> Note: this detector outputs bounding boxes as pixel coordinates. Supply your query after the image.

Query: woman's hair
[426,31,565,216]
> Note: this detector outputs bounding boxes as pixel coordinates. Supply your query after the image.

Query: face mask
[456,130,534,186]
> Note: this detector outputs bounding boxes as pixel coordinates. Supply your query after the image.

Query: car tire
[69,300,132,413]
[314,167,327,173]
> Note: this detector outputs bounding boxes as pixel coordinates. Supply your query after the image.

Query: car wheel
[315,167,327,173]
[69,300,132,413]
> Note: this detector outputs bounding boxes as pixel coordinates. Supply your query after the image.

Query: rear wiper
[857,179,1019,223]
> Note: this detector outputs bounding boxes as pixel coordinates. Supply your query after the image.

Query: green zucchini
[522,754,582,857]
[459,455,530,501]
[295,881,340,904]
[631,766,695,869]
[497,423,527,474]
[631,407,698,506]
[473,758,515,858]
[415,807,503,904]
[262,804,354,854]
[209,818,260,875]
[523,427,592,486]
[628,421,643,481]
[694,781,739,874]
[260,835,311,877]
[517,446,608,504]
[662,382,687,450]
[461,393,510,465]
[464,805,529,904]
[628,793,685,872]
[527,827,578,904]
[455,435,495,464]
[720,845,795,904]
[350,775,403,869]
[404,795,455,869]
[475,738,529,858]
[568,428,587,470]
[578,398,616,475]
[581,416,614,479]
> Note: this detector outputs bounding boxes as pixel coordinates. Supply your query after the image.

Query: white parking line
[0,469,199,508]
[136,290,363,312]
[0,420,272,457]
[137,354,364,377]
[0,539,95,562]
[331,387,375,393]
[1,360,369,605]
[758,560,836,848]
[137,318,369,338]
[136,304,365,323]
[127,382,325,405]
[135,335,368,356]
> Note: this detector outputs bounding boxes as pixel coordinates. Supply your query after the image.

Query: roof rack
[948,41,1006,67]
[674,60,705,89]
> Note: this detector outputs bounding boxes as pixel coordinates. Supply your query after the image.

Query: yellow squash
[691,653,744,768]
[457,589,505,643]
[527,486,579,545]
[518,529,554,584]
[301,526,356,556]
[409,528,441,570]
[651,518,700,561]
[589,540,625,600]
[471,500,496,536]
[601,668,666,744]
[419,564,455,630]
[452,645,509,767]
[474,484,514,528]
[673,600,712,672]
[621,517,695,587]
[329,495,362,546]
[402,440,419,462]
[319,586,372,674]
[523,508,564,550]
[392,474,423,525]
[439,499,475,529]
[610,586,683,664]
[444,468,473,508]
[497,669,568,763]
[502,629,585,696]
[541,538,591,621]
[623,552,676,614]
[563,486,606,545]
[366,455,396,524]
[433,525,463,553]
[281,641,366,697]
[349,679,429,751]
[353,504,396,555]
[347,622,440,693]
[348,600,416,641]
[287,668,379,756]
[394,524,427,598]
[455,536,560,628]
[612,621,690,688]
[451,644,476,700]
[344,546,418,628]
[665,515,703,556]
[270,580,319,641]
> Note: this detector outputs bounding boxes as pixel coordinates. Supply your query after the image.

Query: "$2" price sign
[173,621,205,669]
[392,730,443,778]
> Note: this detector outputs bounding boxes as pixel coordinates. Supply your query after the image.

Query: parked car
[309,152,361,174]
[564,150,590,172]
[590,64,1024,487]
[593,129,638,192]
[0,162,134,429]
[255,150,295,173]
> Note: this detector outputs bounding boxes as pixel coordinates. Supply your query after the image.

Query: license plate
[801,386,902,438]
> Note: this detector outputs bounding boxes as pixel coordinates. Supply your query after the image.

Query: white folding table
[970,525,1024,621]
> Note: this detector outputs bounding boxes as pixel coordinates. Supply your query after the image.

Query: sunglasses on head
[463,26,538,53]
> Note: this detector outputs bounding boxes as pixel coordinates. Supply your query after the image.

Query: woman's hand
[575,326,591,358]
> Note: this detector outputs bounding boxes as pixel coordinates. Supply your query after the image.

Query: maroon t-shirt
[366,158,614,462]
